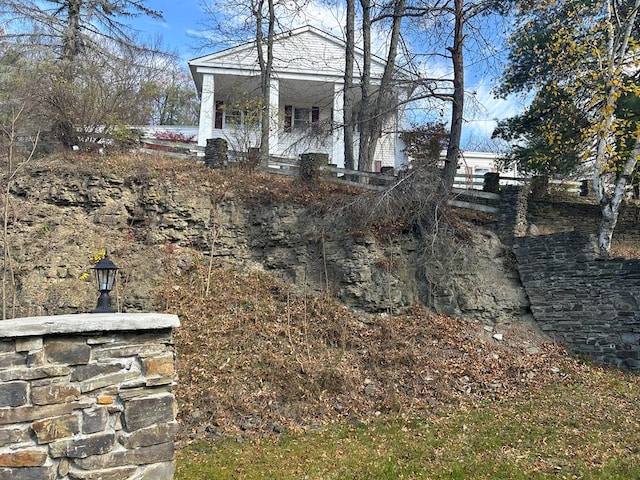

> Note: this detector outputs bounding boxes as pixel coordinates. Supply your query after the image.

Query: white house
[188,25,410,171]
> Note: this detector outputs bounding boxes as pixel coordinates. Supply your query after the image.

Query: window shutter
[284,105,292,132]
[215,101,223,129]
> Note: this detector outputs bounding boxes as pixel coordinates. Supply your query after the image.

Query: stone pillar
[332,83,345,169]
[498,184,530,245]
[483,172,500,193]
[198,74,215,149]
[204,138,228,169]
[268,78,279,157]
[0,313,180,480]
[300,153,329,183]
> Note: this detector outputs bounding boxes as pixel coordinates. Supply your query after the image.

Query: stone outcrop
[0,313,180,479]
[6,163,530,323]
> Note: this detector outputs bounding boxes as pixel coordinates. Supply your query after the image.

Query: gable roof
[189,25,391,93]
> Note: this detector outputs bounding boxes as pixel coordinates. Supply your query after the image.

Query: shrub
[153,131,196,143]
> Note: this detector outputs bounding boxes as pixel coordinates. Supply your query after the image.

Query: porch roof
[189,25,391,95]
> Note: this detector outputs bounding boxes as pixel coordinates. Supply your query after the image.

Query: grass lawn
[175,370,640,479]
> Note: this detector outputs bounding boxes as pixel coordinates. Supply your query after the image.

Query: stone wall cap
[0,313,180,338]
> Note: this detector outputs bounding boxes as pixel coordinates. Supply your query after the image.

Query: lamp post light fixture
[91,254,119,313]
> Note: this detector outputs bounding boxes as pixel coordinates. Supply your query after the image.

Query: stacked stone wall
[0,313,179,480]
[513,231,640,369]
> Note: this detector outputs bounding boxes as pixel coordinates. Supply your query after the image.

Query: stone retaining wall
[513,232,640,369]
[0,313,180,480]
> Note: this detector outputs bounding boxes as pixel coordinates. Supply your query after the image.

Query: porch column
[395,87,409,169]
[332,82,345,169]
[268,78,279,156]
[198,73,215,149]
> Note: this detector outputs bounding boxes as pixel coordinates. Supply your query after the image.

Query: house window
[225,109,242,127]
[284,105,292,132]
[284,105,320,131]
[215,101,224,129]
[294,108,310,129]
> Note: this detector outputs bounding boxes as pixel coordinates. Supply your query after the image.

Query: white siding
[191,27,387,81]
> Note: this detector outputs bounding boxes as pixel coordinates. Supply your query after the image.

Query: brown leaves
[163,265,574,442]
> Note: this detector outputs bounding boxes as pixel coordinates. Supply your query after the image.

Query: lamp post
[91,255,119,313]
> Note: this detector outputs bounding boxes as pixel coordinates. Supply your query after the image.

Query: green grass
[176,374,640,480]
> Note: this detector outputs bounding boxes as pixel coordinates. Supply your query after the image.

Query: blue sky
[138,0,206,59]
[136,0,523,151]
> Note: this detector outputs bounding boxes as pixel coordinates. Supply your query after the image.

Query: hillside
[2,152,635,441]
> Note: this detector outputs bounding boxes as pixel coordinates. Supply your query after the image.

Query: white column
[394,87,409,170]
[197,73,215,149]
[268,78,279,156]
[332,82,345,169]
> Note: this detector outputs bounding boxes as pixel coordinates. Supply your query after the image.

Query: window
[225,110,242,127]
[294,108,310,129]
[284,106,321,131]
[215,101,224,129]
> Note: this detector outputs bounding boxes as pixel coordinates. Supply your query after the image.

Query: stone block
[73,441,174,470]
[77,370,143,394]
[31,414,80,443]
[82,407,109,434]
[139,460,176,480]
[67,465,138,480]
[49,432,115,458]
[0,365,73,382]
[118,385,172,401]
[27,349,46,367]
[122,394,176,432]
[58,458,70,476]
[118,421,178,449]
[71,362,126,382]
[0,425,31,447]
[0,466,55,480]
[142,353,175,378]
[0,449,47,467]
[0,403,76,426]
[0,352,27,369]
[31,383,81,406]
[92,343,167,361]
[0,381,28,407]
[0,342,13,354]
[44,340,91,366]
[15,337,43,352]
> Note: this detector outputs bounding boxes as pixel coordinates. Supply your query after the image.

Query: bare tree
[344,0,356,170]
[255,0,276,162]
[403,0,508,191]
[356,0,406,173]
[440,0,464,192]
[0,0,164,146]
[367,0,406,172]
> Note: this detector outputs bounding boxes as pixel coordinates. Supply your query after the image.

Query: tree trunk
[591,0,640,256]
[62,0,83,62]
[365,0,405,170]
[358,0,372,173]
[441,0,464,193]
[358,0,405,173]
[255,0,275,165]
[343,0,355,171]
[53,0,84,147]
[595,141,638,256]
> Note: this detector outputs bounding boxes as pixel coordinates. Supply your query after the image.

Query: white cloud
[461,81,530,150]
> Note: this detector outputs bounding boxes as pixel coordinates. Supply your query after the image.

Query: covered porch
[195,71,349,166]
